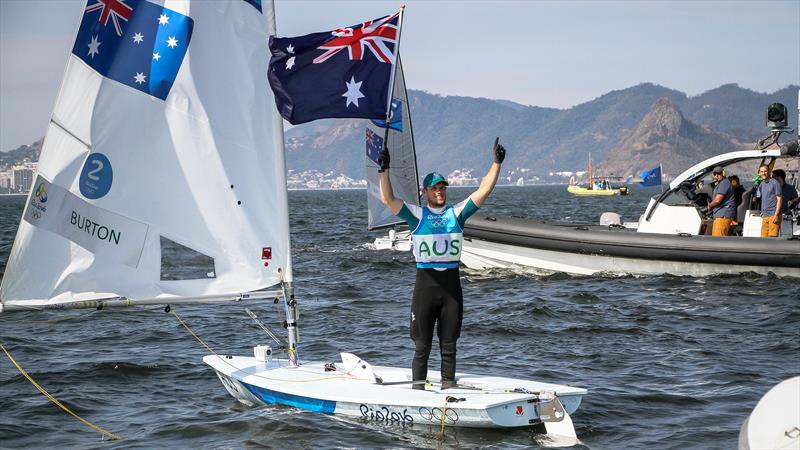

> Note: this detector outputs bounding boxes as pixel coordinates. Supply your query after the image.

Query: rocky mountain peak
[634,97,685,141]
[598,98,743,178]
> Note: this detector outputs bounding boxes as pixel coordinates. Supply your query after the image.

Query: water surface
[1,187,797,449]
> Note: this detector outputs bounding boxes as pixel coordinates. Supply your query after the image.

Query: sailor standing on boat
[705,166,737,236]
[378,139,505,390]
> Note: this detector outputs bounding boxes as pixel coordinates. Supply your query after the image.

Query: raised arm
[468,138,505,208]
[378,148,404,215]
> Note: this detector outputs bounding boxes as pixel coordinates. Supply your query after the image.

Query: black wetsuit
[410,268,463,383]
[396,199,478,386]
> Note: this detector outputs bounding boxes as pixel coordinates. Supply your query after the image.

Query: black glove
[493,138,505,164]
[377,147,390,173]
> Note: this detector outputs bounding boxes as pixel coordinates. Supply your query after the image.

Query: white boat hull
[738,377,800,450]
[461,238,800,277]
[204,354,586,431]
[372,230,412,252]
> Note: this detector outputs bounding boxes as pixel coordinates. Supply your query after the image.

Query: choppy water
[1,186,798,449]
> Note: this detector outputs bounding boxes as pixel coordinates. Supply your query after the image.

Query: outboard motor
[599,212,623,226]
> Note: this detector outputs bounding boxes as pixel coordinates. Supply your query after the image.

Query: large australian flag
[71,0,194,101]
[268,11,401,125]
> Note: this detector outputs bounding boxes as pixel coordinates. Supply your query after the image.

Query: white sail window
[160,236,216,281]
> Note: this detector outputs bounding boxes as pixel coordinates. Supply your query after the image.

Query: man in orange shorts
[755,165,783,237]
[705,166,736,236]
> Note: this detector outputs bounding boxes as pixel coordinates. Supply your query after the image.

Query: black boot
[412,339,432,391]
[440,340,457,384]
[440,379,458,390]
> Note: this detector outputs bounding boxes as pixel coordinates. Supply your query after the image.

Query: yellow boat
[567,185,619,196]
[567,156,629,196]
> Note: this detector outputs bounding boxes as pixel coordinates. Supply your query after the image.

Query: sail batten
[1,1,291,307]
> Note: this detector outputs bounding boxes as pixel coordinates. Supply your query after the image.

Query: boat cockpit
[637,106,799,237]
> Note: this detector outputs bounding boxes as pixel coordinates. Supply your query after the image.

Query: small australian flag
[366,128,384,164]
[71,0,194,101]
[268,11,401,125]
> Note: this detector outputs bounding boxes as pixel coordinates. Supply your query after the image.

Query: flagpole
[382,5,405,149]
[385,5,405,120]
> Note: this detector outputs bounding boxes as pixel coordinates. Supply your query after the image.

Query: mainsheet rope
[0,342,122,441]
[170,309,351,384]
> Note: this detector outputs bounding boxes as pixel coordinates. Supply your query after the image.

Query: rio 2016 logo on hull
[359,404,414,423]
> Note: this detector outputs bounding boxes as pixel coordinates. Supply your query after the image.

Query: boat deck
[205,354,586,411]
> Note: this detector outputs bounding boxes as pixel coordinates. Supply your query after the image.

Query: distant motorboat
[567,183,619,196]
[567,155,628,196]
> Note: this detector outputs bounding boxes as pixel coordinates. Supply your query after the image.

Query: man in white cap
[377,139,505,390]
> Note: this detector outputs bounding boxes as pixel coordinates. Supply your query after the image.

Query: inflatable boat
[462,137,800,277]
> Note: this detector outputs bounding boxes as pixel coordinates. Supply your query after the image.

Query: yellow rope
[171,310,217,354]
[441,399,449,435]
[0,342,122,441]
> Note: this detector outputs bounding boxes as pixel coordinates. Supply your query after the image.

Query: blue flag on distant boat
[268,11,402,125]
[71,0,193,101]
[639,165,662,187]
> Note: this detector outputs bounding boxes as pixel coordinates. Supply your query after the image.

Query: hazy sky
[1,0,798,150]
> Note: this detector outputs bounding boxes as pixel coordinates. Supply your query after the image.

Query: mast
[265,0,299,366]
[588,153,593,190]
[401,54,422,207]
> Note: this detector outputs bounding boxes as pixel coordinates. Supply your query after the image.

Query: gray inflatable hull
[463,214,800,269]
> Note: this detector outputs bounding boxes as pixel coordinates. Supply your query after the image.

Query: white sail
[0,0,290,309]
[365,55,420,230]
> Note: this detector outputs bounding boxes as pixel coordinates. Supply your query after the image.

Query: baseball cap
[422,172,449,188]
[712,166,724,174]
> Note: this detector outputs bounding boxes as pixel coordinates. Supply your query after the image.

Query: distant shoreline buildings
[0,162,37,194]
[0,163,587,195]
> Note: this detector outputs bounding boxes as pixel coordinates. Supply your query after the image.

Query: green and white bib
[397,198,478,269]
